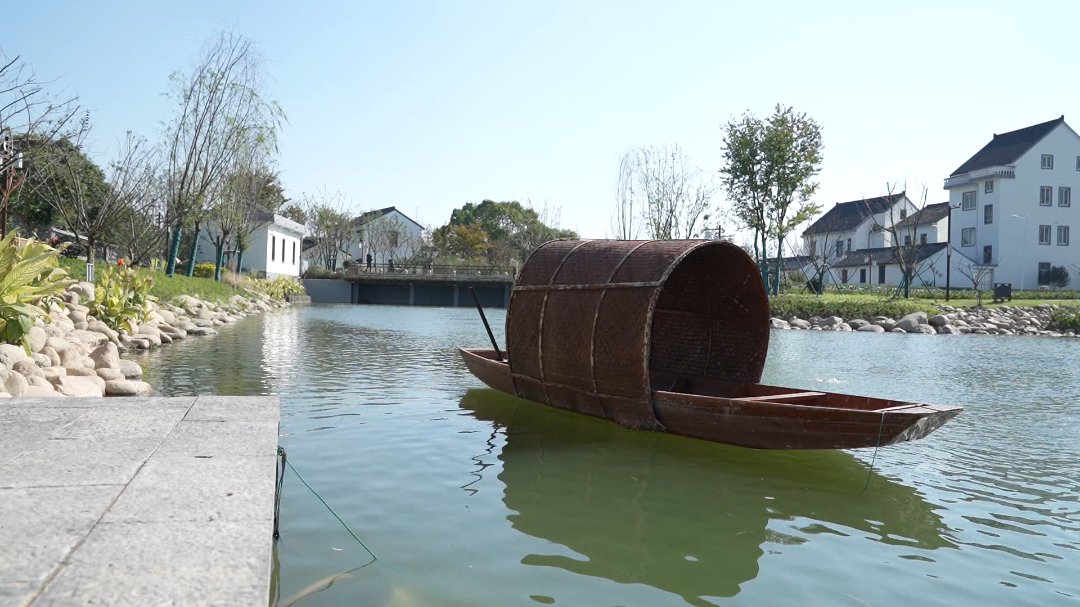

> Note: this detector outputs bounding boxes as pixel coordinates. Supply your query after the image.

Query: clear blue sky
[5,1,1079,241]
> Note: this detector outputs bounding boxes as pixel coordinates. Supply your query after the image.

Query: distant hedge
[768,294,934,320]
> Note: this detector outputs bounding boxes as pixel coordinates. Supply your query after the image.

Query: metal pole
[946,204,952,301]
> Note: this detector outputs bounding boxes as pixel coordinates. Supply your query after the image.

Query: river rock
[119,359,143,379]
[770,318,791,329]
[4,370,29,397]
[897,312,928,332]
[105,379,153,397]
[12,360,43,379]
[938,325,959,334]
[68,308,88,324]
[837,323,852,331]
[59,347,85,369]
[928,314,950,327]
[70,281,96,302]
[789,318,812,330]
[42,367,66,383]
[913,324,937,335]
[55,375,105,397]
[41,346,61,367]
[848,319,870,330]
[87,319,119,342]
[187,326,218,336]
[89,342,120,370]
[131,332,162,347]
[191,318,215,328]
[69,329,108,348]
[28,375,53,389]
[31,353,52,367]
[96,367,125,381]
[819,316,843,327]
[857,324,885,333]
[891,327,906,333]
[158,309,178,325]
[23,385,62,397]
[65,366,96,377]
[196,307,217,321]
[0,344,30,366]
[27,326,47,353]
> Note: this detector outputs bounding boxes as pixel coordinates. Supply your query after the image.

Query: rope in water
[274,446,378,565]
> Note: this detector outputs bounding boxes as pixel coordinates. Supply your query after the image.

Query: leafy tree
[432,200,576,266]
[279,202,307,225]
[1048,265,1070,289]
[301,190,355,271]
[721,104,823,295]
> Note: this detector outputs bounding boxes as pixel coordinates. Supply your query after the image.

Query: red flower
[118,258,126,267]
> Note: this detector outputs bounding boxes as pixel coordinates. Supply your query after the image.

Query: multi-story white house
[196,209,306,278]
[347,206,426,266]
[802,192,919,265]
[896,202,950,247]
[945,116,1079,289]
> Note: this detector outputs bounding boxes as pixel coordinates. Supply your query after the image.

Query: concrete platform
[0,396,280,607]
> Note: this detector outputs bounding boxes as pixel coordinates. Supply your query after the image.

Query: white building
[196,210,306,278]
[895,202,950,247]
[347,206,426,266]
[945,116,1080,290]
[802,192,920,265]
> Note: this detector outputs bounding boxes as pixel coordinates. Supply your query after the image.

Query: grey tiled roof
[803,193,904,235]
[950,116,1064,176]
[895,202,949,229]
[831,242,947,268]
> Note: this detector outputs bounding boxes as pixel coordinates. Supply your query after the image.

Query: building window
[900,208,908,220]
[878,264,886,284]
[985,180,994,193]
[806,239,816,255]
[984,204,993,224]
[389,230,400,248]
[904,235,912,246]
[1058,225,1070,246]
[983,245,993,264]
[859,268,866,283]
[920,233,928,245]
[1041,154,1054,169]
[1039,224,1052,245]
[961,227,975,246]
[846,238,851,253]
[1040,186,1053,206]
[1038,262,1051,286]
[835,240,844,257]
[962,190,976,210]
[1076,156,1080,171]
[1060,187,1071,207]
[271,235,276,261]
[292,242,297,265]
[841,269,849,283]
[281,238,286,261]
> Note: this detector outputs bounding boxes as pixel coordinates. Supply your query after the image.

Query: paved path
[0,396,280,607]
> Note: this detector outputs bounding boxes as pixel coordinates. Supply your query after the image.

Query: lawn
[59,258,247,304]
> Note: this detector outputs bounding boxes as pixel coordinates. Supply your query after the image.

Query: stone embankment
[0,283,286,399]
[770,305,1077,338]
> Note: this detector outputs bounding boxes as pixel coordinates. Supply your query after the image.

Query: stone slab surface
[0,395,280,607]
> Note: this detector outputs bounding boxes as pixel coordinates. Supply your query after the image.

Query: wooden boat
[460,239,960,450]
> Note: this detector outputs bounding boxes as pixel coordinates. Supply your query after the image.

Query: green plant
[1049,308,1080,332]
[769,293,933,320]
[250,276,306,300]
[0,233,75,353]
[192,262,217,279]
[89,263,157,333]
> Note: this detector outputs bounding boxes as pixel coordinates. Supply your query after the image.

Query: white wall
[349,209,425,266]
[948,123,1080,290]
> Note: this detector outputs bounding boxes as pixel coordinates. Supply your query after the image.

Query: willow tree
[162,31,283,277]
[720,105,823,295]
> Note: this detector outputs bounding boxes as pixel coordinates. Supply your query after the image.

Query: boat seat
[738,392,825,402]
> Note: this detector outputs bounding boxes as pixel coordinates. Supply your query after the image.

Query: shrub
[90,263,157,333]
[250,276,306,301]
[192,262,217,279]
[769,294,934,320]
[1048,266,1071,289]
[1049,309,1080,332]
[0,233,75,353]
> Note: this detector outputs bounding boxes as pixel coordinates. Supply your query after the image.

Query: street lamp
[946,203,962,301]
[1,128,26,239]
[1011,214,1028,291]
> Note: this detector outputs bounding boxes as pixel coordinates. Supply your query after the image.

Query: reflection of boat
[460,239,960,449]
[461,388,952,604]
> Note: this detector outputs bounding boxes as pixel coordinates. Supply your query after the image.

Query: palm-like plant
[0,232,75,353]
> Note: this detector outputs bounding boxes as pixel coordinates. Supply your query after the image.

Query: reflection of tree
[460,389,951,605]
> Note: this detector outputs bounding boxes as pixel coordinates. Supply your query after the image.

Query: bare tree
[162,31,283,276]
[31,128,158,265]
[613,144,714,240]
[207,137,276,280]
[1,54,81,237]
[302,190,355,272]
[956,257,995,307]
[866,184,933,299]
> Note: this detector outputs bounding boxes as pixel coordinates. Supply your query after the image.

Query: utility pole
[1,128,26,239]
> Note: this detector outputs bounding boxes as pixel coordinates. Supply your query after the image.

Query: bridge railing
[344,263,517,280]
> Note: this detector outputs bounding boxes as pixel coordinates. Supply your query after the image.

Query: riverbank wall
[771,305,1079,337]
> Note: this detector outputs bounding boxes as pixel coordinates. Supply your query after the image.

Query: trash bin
[992,282,1012,303]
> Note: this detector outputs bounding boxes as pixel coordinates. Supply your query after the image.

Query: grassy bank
[770,292,1080,320]
[59,259,247,304]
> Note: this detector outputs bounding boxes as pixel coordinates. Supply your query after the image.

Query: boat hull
[459,348,960,450]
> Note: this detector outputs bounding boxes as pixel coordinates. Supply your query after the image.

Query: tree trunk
[166,225,183,277]
[773,242,783,296]
[235,247,245,276]
[86,234,97,266]
[185,223,200,277]
[214,238,226,281]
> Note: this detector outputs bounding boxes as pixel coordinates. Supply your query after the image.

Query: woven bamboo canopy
[506,239,770,430]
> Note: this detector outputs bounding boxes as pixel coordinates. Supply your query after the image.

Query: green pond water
[135,304,1080,606]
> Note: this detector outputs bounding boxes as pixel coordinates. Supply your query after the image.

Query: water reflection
[461,389,952,605]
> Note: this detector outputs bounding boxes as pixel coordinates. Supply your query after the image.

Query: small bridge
[335,263,516,308]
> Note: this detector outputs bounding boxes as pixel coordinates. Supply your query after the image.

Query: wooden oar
[469,286,504,362]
